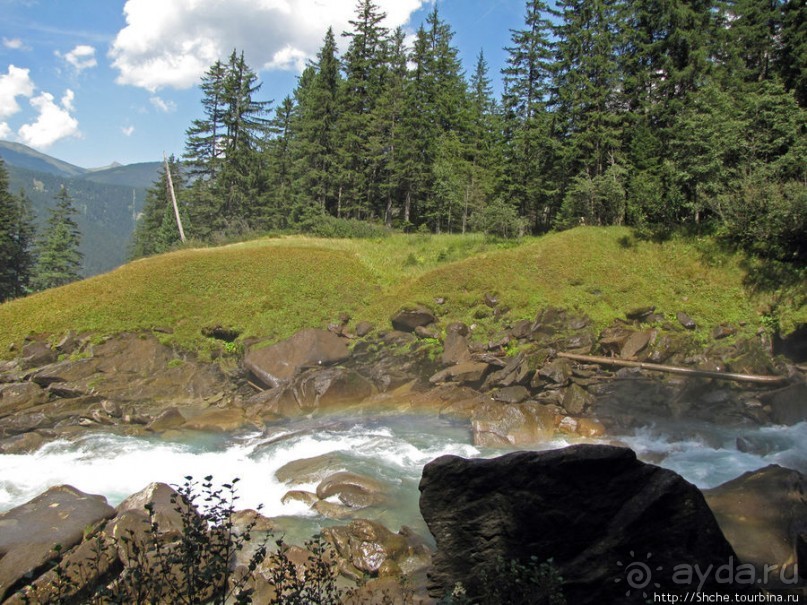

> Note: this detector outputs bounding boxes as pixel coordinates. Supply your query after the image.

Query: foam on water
[1,415,804,531]
[620,421,807,488]
[0,414,483,523]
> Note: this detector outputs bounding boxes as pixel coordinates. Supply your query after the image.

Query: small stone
[491,386,530,404]
[355,321,374,337]
[677,312,697,330]
[626,306,656,321]
[712,324,736,340]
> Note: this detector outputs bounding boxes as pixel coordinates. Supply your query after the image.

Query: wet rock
[115,482,188,535]
[761,381,807,426]
[677,311,697,330]
[472,402,555,447]
[244,329,350,389]
[558,416,606,438]
[561,383,595,414]
[0,382,48,415]
[390,306,436,333]
[0,431,48,454]
[704,465,806,584]
[292,367,376,412]
[147,407,186,432]
[316,471,386,506]
[280,490,319,507]
[429,361,490,386]
[323,520,429,578]
[419,445,746,604]
[181,407,251,432]
[275,453,353,485]
[0,485,115,601]
[312,500,356,520]
[491,385,530,404]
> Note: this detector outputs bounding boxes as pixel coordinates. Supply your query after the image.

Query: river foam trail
[1,415,804,535]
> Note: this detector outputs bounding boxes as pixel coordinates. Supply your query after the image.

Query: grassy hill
[1,227,803,358]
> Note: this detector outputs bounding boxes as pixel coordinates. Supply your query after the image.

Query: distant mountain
[78,162,162,190]
[86,162,123,172]
[0,141,161,277]
[0,140,86,178]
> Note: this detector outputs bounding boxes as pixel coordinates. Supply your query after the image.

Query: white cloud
[18,89,80,148]
[58,45,98,72]
[0,122,12,139]
[3,37,25,50]
[122,124,135,136]
[149,95,176,113]
[0,65,35,119]
[109,0,427,91]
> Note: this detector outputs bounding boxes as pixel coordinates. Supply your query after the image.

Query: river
[1,412,805,542]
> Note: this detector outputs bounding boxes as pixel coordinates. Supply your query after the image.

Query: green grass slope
[1,227,802,358]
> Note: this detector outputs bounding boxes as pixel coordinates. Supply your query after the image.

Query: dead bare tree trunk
[164,153,186,243]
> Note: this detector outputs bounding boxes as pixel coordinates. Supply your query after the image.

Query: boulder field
[1,445,804,603]
[1,302,804,453]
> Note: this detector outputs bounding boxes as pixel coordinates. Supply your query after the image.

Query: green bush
[714,176,806,263]
[469,198,528,239]
[440,556,566,605]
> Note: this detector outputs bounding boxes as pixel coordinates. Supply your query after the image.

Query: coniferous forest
[2,0,805,303]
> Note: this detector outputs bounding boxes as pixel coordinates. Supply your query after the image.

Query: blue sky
[0,0,525,169]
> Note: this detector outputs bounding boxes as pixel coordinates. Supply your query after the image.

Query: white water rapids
[1,413,805,538]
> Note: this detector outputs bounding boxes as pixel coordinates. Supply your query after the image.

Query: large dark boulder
[390,306,436,333]
[244,329,350,389]
[419,445,749,604]
[704,465,806,585]
[0,485,115,601]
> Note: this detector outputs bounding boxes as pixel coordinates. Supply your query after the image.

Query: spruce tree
[338,0,390,219]
[291,29,343,220]
[779,0,806,106]
[261,96,297,229]
[0,161,37,301]
[183,51,270,235]
[185,59,228,180]
[32,186,82,291]
[501,0,557,230]
[373,27,410,226]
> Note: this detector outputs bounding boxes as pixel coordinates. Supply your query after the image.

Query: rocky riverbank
[1,303,805,602]
[1,302,804,454]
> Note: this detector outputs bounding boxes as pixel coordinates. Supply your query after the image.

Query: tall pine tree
[32,186,82,291]
[0,160,36,301]
[501,0,557,230]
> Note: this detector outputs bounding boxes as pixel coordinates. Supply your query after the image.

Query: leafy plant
[21,477,268,605]
[440,556,566,605]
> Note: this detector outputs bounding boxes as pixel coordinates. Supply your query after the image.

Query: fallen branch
[556,352,788,385]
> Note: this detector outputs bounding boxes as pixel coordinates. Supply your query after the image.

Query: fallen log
[556,352,788,385]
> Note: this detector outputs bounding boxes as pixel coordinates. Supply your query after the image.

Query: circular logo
[616,551,662,598]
